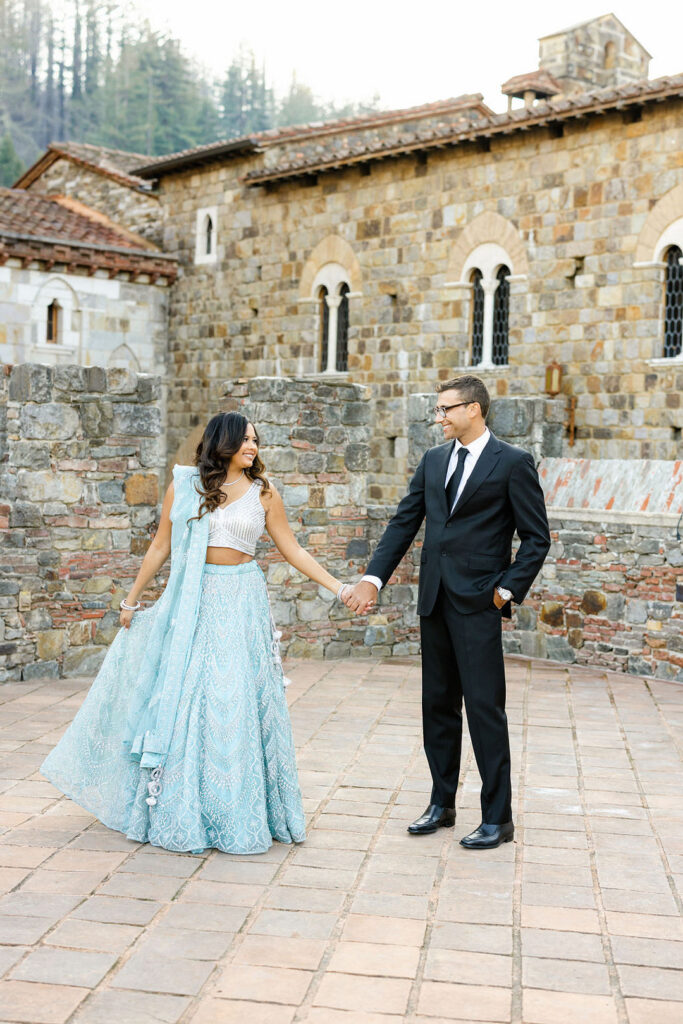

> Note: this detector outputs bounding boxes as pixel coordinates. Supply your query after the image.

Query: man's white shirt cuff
[362,575,383,591]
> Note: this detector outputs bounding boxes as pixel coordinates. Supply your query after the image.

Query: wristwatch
[496,587,513,603]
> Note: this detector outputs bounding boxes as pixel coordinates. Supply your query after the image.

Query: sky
[129,0,683,114]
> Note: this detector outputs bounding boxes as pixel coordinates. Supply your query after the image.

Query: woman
[41,412,349,855]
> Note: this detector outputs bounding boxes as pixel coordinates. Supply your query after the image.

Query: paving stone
[424,948,512,987]
[0,945,28,978]
[522,989,618,1024]
[74,989,190,1024]
[98,871,185,901]
[10,947,116,987]
[44,919,142,953]
[417,980,511,1021]
[214,964,313,1003]
[314,972,411,1014]
[0,915,55,944]
[250,908,337,939]
[138,926,235,961]
[329,940,420,978]
[522,955,611,994]
[71,896,162,925]
[189,1000,295,1024]
[0,979,89,1022]
[111,954,214,996]
[341,914,426,946]
[617,964,683,1000]
[624,998,683,1024]
[160,902,248,933]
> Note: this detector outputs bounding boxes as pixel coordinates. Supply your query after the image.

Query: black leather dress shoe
[407,804,456,835]
[460,821,514,849]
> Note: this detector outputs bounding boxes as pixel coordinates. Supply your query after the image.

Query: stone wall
[159,96,683,502]
[0,363,164,682]
[220,376,384,658]
[502,512,682,680]
[25,158,163,246]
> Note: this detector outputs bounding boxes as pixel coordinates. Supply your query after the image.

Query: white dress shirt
[363,428,491,592]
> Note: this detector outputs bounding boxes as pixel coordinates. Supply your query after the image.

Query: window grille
[492,265,510,365]
[470,269,484,365]
[319,286,329,371]
[205,215,213,256]
[46,300,60,343]
[664,245,683,358]
[336,284,350,371]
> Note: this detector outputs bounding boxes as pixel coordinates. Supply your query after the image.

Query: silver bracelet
[120,599,141,612]
[336,584,350,602]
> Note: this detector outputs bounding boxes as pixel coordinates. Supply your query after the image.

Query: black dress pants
[419,585,512,824]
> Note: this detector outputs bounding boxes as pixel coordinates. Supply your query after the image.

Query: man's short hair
[436,375,491,419]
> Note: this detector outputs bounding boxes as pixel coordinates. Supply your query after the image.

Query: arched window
[312,262,351,373]
[319,286,329,371]
[194,206,218,265]
[604,41,616,69]
[336,283,349,372]
[492,265,510,365]
[470,269,484,366]
[46,299,60,343]
[664,245,683,358]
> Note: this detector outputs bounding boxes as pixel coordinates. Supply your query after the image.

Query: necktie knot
[457,447,469,464]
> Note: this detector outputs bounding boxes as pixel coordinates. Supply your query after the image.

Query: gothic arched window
[205,215,213,256]
[664,245,683,359]
[492,265,510,365]
[470,269,484,366]
[312,263,351,373]
[319,286,329,371]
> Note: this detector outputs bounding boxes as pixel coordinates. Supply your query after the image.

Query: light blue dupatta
[122,465,208,782]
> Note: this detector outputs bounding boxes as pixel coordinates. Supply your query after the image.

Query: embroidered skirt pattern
[41,561,306,854]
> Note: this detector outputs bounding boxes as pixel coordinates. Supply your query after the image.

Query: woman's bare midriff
[205,547,255,566]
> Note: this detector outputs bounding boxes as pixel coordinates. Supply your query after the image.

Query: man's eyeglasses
[433,401,471,419]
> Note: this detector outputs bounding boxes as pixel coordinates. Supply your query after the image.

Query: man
[346,375,550,849]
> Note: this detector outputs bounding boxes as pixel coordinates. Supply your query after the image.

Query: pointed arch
[108,343,141,372]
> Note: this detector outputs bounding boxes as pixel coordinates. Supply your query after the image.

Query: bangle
[336,584,350,602]
[120,599,141,612]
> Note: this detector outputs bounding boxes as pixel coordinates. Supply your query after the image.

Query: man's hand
[344,580,378,615]
[493,589,506,609]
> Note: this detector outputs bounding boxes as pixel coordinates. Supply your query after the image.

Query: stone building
[15,16,683,502]
[0,188,176,373]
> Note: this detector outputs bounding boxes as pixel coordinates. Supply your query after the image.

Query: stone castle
[1,13,681,682]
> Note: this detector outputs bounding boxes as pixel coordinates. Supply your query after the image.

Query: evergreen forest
[0,0,380,184]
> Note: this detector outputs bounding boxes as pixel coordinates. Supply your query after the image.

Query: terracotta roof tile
[0,188,175,281]
[14,142,156,192]
[243,73,683,185]
[501,69,563,97]
[133,94,493,177]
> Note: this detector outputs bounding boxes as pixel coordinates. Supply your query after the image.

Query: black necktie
[446,446,469,513]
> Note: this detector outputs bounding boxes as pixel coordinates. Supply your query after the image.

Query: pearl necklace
[223,471,245,487]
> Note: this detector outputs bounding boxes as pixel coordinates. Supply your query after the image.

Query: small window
[46,299,60,343]
[194,206,218,265]
[604,41,616,69]
[319,286,329,371]
[336,283,349,372]
[492,265,510,365]
[664,245,683,358]
[470,269,484,366]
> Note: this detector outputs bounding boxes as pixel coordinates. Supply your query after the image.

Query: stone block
[580,590,607,615]
[325,641,351,658]
[113,403,161,438]
[125,473,158,506]
[345,539,370,559]
[62,645,107,677]
[54,365,87,394]
[20,402,79,441]
[647,601,671,621]
[22,660,60,679]
[519,632,548,658]
[488,398,532,439]
[107,367,138,394]
[9,363,53,402]
[568,628,584,648]
[68,621,93,646]
[79,400,114,438]
[341,402,370,426]
[282,485,309,508]
[540,601,564,627]
[625,600,648,624]
[344,443,370,472]
[515,606,537,631]
[605,593,625,620]
[546,635,576,662]
[98,480,124,504]
[85,366,107,392]
[297,451,325,474]
[136,375,162,403]
[17,470,83,504]
[84,576,113,594]
[36,630,67,660]
[627,655,654,676]
[9,442,51,469]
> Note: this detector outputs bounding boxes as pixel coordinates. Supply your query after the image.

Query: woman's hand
[119,606,136,630]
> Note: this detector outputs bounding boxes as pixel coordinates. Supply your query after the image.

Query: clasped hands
[341,580,378,616]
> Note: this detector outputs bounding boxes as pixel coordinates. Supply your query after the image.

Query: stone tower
[538,12,650,93]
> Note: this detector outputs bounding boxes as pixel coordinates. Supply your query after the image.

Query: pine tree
[0,133,25,185]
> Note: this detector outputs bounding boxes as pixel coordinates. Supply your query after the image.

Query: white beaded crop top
[207,481,266,555]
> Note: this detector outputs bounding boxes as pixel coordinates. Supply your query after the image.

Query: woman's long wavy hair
[191,412,269,520]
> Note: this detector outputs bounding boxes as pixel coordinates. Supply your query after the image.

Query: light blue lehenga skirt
[41,562,306,854]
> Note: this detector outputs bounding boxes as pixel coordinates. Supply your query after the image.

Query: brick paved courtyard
[0,656,682,1023]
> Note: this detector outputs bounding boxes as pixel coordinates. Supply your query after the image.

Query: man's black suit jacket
[366,432,551,619]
